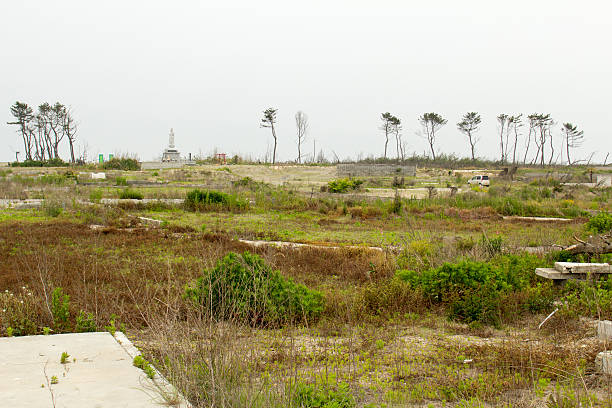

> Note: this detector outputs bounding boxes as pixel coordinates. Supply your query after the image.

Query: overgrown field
[1,164,612,407]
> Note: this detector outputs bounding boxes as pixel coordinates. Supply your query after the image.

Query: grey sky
[2,0,611,163]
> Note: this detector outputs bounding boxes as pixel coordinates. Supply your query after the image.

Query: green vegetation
[133,355,156,379]
[102,157,140,171]
[397,255,552,326]
[184,189,247,211]
[75,310,97,332]
[184,251,324,326]
[10,158,69,167]
[60,351,70,364]
[1,163,611,407]
[327,178,364,193]
[119,189,144,200]
[586,211,612,233]
[293,382,355,408]
[51,287,70,331]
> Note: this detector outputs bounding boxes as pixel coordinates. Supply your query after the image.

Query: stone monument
[162,128,181,162]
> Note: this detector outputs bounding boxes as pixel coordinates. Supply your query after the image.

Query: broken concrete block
[91,172,106,180]
[598,321,612,341]
[596,351,612,374]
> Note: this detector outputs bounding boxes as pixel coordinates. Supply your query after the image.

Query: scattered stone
[138,217,163,227]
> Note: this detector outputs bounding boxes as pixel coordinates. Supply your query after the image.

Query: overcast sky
[2,0,611,163]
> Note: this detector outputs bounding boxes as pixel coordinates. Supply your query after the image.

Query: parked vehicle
[467,175,490,187]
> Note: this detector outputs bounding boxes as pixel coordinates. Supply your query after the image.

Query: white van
[467,175,490,187]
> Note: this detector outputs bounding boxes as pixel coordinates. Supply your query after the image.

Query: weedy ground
[1,164,612,407]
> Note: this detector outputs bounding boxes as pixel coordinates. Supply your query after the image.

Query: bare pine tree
[561,123,584,165]
[295,111,308,164]
[7,101,35,161]
[261,108,278,164]
[419,112,447,160]
[509,114,523,165]
[64,108,78,163]
[380,112,394,159]
[496,114,509,163]
[392,116,402,160]
[457,112,481,160]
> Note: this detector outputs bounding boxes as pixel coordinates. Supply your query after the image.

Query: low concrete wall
[597,175,612,187]
[337,164,416,177]
[141,161,196,170]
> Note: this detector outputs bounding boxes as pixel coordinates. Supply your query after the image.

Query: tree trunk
[271,123,277,164]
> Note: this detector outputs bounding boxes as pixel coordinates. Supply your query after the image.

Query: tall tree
[496,114,510,163]
[419,112,447,160]
[380,112,394,159]
[456,112,481,160]
[508,114,523,165]
[561,123,584,165]
[261,108,278,164]
[7,102,35,160]
[295,111,308,164]
[49,102,67,159]
[531,113,554,166]
[391,116,402,160]
[64,108,78,163]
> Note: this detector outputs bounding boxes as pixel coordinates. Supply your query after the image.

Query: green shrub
[51,287,70,331]
[184,252,324,326]
[75,310,97,332]
[396,255,551,326]
[293,382,355,408]
[43,201,63,217]
[102,158,140,171]
[184,189,247,211]
[10,158,69,167]
[115,177,128,186]
[586,211,612,233]
[327,178,364,193]
[119,189,144,200]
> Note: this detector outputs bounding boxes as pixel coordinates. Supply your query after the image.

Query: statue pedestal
[162,148,181,162]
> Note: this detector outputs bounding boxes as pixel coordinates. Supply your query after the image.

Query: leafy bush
[102,157,140,171]
[396,255,552,326]
[327,178,364,193]
[75,310,97,332]
[184,252,324,326]
[115,177,128,186]
[119,189,144,200]
[293,382,355,408]
[43,200,63,217]
[586,211,612,233]
[561,278,612,320]
[51,287,70,331]
[10,158,69,167]
[184,189,247,211]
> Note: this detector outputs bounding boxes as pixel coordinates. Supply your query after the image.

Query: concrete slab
[535,268,578,280]
[0,332,187,407]
[554,262,611,274]
[596,351,612,374]
[598,320,612,341]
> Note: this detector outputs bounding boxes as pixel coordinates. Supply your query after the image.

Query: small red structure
[215,153,227,165]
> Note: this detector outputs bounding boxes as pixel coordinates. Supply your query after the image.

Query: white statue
[169,128,175,149]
